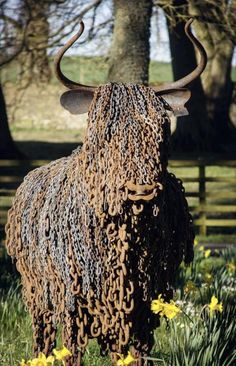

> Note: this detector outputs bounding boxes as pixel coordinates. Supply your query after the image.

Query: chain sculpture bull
[6,19,207,366]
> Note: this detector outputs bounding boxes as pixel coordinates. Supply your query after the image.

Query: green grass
[2,55,235,85]
[50,56,110,86]
[1,56,173,85]
[0,247,235,365]
[0,284,32,365]
[196,234,236,244]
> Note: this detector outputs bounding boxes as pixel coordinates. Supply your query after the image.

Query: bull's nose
[125,180,162,202]
[126,181,156,192]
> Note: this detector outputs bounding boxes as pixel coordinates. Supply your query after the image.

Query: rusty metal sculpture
[5,19,206,366]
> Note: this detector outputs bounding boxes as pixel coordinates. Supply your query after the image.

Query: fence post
[199,164,206,236]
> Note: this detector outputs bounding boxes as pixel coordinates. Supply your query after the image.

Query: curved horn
[54,21,96,92]
[153,18,207,92]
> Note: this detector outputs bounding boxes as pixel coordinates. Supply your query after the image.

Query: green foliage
[0,284,32,365]
[152,247,236,365]
[83,340,111,366]
[162,306,236,366]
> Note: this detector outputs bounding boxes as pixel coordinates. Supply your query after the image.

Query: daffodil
[208,295,223,316]
[199,245,204,251]
[163,301,182,319]
[151,294,165,315]
[204,249,211,258]
[194,239,198,246]
[31,353,54,366]
[184,280,197,294]
[53,346,71,364]
[204,273,213,285]
[151,295,181,319]
[116,351,137,365]
[227,262,236,272]
[21,360,31,366]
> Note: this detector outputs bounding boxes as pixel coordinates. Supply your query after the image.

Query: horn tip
[185,18,194,33]
[186,18,194,27]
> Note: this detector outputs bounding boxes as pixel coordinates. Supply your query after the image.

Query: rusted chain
[5,83,194,365]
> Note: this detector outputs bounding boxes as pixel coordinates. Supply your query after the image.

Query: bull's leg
[32,309,57,357]
[32,311,45,356]
[62,311,84,366]
[42,311,57,356]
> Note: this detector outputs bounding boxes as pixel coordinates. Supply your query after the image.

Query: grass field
[0,246,235,365]
[1,56,174,86]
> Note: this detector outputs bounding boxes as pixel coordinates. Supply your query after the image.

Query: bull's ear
[156,88,191,117]
[60,90,94,114]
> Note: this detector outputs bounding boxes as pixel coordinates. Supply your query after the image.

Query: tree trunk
[189,1,235,146]
[0,84,24,159]
[163,1,215,153]
[18,0,51,86]
[108,0,152,85]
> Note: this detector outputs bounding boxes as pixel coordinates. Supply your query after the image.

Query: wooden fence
[0,159,236,237]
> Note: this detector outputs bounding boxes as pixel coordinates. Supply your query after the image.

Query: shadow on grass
[15,141,82,160]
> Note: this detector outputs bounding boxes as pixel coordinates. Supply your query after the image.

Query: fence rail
[1,159,236,236]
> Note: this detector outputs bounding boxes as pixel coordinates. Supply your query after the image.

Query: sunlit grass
[0,284,32,366]
[1,56,173,86]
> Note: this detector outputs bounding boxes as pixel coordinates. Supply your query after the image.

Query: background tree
[189,0,235,145]
[0,84,24,158]
[156,0,236,153]
[0,0,107,158]
[108,0,152,85]
[18,0,52,85]
[163,0,213,152]
[0,0,26,158]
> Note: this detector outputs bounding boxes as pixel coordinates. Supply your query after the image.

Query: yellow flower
[117,351,137,365]
[53,346,71,363]
[204,249,211,258]
[21,360,31,366]
[163,301,182,319]
[151,295,181,319]
[194,239,198,247]
[208,295,223,316]
[151,294,165,315]
[199,245,204,251]
[204,273,213,285]
[31,353,54,366]
[227,262,236,272]
[184,280,197,294]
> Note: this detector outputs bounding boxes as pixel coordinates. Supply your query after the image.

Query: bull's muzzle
[125,180,163,202]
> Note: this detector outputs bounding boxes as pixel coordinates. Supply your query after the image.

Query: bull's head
[54,20,207,213]
[54,18,207,117]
